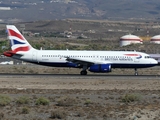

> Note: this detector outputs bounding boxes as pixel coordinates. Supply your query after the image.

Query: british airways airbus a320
[3,25,158,75]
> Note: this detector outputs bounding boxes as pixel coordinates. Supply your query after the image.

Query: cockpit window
[145,56,151,59]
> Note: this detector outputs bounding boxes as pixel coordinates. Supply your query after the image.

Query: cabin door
[32,51,37,61]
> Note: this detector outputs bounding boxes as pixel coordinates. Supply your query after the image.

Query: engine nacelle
[89,64,111,73]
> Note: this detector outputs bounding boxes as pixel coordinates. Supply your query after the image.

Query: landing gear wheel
[134,68,138,76]
[135,72,138,76]
[80,71,87,75]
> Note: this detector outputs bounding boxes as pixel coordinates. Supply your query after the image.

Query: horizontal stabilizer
[3,51,23,57]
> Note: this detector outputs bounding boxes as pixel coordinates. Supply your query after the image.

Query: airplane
[3,25,158,75]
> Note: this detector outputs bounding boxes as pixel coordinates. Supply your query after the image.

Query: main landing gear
[80,70,87,75]
[80,65,88,75]
[134,68,138,76]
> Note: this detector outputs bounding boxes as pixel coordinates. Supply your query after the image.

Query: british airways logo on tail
[8,29,30,52]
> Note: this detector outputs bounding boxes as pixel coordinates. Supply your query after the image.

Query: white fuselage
[13,49,157,68]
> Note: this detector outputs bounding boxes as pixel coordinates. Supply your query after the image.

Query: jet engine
[89,64,111,73]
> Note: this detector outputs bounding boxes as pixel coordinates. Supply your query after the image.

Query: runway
[0,73,159,80]
[0,73,159,91]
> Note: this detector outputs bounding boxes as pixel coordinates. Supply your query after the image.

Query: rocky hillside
[0,0,160,22]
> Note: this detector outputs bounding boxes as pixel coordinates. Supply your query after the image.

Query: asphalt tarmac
[0,73,159,80]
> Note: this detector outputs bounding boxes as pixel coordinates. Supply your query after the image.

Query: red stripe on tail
[13,46,30,53]
[8,29,24,40]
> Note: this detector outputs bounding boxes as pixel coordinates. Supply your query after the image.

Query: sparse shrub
[76,110,85,117]
[50,110,67,119]
[84,99,92,106]
[28,69,34,73]
[86,113,97,119]
[22,107,30,114]
[36,97,50,105]
[0,95,11,106]
[121,93,141,103]
[16,96,30,104]
[56,96,77,106]
[0,112,4,120]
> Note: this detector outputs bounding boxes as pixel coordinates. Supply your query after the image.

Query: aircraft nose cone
[152,59,158,64]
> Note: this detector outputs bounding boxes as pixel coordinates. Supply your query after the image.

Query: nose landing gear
[134,68,138,76]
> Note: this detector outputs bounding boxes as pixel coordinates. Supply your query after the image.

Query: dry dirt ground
[0,65,159,120]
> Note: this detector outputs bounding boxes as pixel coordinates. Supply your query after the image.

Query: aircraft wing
[66,57,112,66]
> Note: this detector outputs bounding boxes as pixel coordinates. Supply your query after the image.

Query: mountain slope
[0,0,160,22]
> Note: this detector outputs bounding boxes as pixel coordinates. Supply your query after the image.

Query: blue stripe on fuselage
[30,62,80,68]
[111,64,156,68]
[30,62,156,68]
